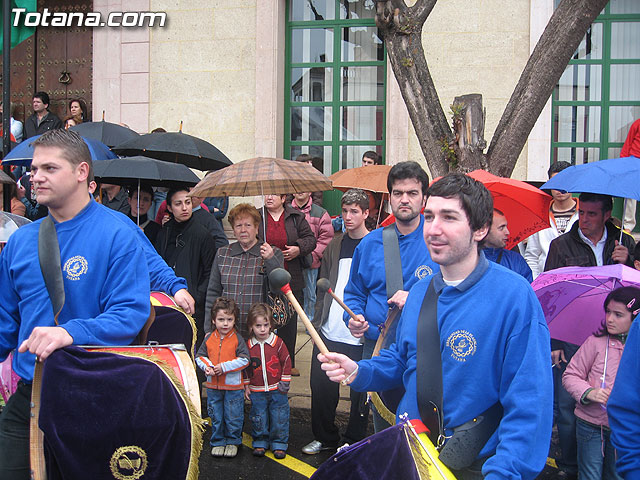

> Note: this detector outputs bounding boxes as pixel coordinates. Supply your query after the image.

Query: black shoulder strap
[416,279,443,443]
[382,224,403,300]
[38,216,65,325]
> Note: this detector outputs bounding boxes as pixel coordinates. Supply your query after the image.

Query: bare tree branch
[409,0,438,24]
[486,0,609,176]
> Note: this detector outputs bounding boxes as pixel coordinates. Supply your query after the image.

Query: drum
[30,345,204,480]
[310,420,455,480]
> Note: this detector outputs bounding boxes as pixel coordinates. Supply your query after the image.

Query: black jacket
[154,217,216,316]
[258,205,317,292]
[191,208,229,250]
[23,112,63,139]
[544,220,635,271]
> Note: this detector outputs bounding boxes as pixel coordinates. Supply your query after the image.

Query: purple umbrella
[532,264,640,345]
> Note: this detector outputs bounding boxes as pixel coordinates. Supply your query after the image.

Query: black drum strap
[382,224,403,299]
[38,215,65,325]
[416,279,443,444]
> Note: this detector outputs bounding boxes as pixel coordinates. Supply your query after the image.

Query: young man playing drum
[320,173,553,479]
[0,130,151,479]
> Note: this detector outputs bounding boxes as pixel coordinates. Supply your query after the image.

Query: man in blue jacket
[483,208,533,282]
[321,173,553,479]
[342,161,439,431]
[0,130,151,479]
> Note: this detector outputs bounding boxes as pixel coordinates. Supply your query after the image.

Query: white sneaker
[302,440,333,455]
[224,444,238,458]
[211,446,225,457]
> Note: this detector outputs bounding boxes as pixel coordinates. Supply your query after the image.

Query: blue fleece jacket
[608,318,640,480]
[343,216,439,340]
[484,247,533,283]
[0,200,151,382]
[350,254,553,479]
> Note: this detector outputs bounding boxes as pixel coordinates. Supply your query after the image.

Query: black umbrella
[93,155,201,188]
[112,128,232,171]
[70,121,140,148]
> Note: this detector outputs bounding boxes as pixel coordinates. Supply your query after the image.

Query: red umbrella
[382,170,551,249]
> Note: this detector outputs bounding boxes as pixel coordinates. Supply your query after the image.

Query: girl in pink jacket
[563,286,640,480]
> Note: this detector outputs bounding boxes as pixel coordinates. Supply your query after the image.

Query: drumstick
[316,278,360,323]
[268,268,330,356]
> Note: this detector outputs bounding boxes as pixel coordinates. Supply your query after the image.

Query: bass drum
[30,345,203,480]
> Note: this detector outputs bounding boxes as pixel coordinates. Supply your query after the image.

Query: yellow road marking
[242,432,317,478]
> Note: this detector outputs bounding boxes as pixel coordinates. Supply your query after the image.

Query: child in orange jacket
[196,297,249,458]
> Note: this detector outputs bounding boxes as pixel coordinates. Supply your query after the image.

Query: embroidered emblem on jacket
[63,255,88,281]
[415,265,433,279]
[446,330,477,362]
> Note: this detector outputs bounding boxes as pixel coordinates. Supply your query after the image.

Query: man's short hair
[387,161,429,196]
[33,91,50,106]
[295,153,312,163]
[362,151,378,165]
[578,192,613,214]
[166,187,190,206]
[427,173,494,233]
[547,161,572,178]
[341,188,369,212]
[493,208,505,217]
[32,129,93,185]
[128,184,153,199]
[228,203,261,227]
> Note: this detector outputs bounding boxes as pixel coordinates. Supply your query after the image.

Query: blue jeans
[576,419,621,480]
[207,388,244,447]
[249,390,290,451]
[302,267,318,323]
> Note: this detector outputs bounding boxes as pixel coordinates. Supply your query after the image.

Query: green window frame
[284,0,387,214]
[550,3,640,165]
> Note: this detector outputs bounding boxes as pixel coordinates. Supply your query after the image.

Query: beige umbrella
[189,156,332,233]
[189,157,332,198]
[329,164,392,194]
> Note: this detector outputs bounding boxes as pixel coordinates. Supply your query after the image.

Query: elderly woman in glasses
[154,187,216,348]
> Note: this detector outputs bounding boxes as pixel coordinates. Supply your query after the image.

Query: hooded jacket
[290,198,334,268]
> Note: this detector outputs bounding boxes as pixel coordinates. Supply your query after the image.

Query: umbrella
[0,169,14,184]
[382,169,552,249]
[1,135,117,166]
[541,156,640,201]
[0,211,31,244]
[93,156,201,189]
[541,156,640,236]
[70,120,140,147]
[532,264,640,346]
[112,129,232,171]
[189,157,332,198]
[329,164,392,193]
[189,156,332,233]
[93,156,201,226]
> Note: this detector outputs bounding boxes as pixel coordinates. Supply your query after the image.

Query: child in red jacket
[244,303,291,459]
[196,298,249,458]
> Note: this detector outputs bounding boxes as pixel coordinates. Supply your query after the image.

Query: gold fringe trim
[95,349,206,480]
[368,391,397,425]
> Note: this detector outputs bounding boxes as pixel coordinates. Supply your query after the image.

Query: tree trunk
[452,94,487,172]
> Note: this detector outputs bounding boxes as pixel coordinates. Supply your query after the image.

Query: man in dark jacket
[544,192,635,479]
[154,188,216,349]
[189,193,229,250]
[23,91,63,140]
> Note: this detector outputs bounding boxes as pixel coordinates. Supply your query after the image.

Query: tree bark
[452,94,487,172]
[376,1,451,178]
